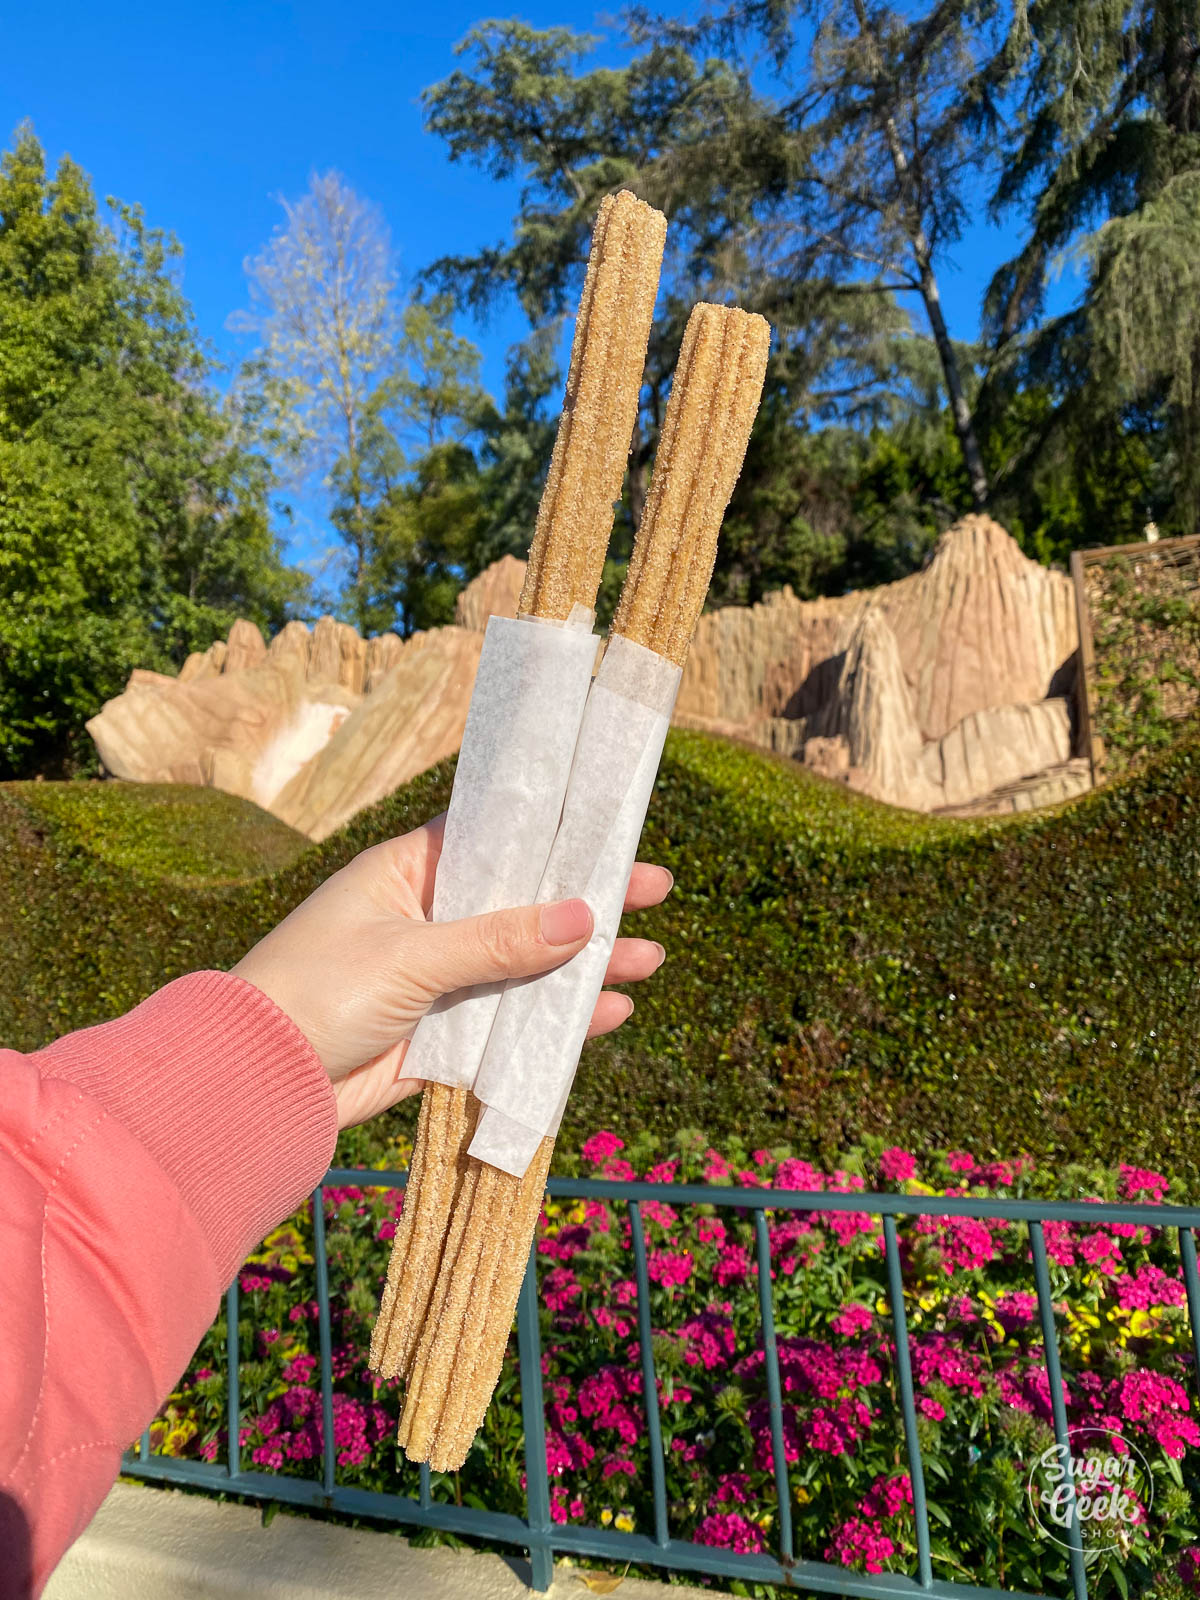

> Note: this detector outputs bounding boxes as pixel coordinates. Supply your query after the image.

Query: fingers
[624,862,673,912]
[605,937,666,985]
[587,992,635,1039]
[413,897,594,995]
[407,813,447,913]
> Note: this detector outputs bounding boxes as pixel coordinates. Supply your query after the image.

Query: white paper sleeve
[468,634,682,1175]
[402,609,599,1090]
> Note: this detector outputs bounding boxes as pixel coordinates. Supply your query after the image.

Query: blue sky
[4,1,1041,573]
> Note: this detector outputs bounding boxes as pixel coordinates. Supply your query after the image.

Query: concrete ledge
[44,1480,713,1600]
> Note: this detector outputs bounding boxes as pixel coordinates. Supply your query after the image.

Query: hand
[231,814,672,1130]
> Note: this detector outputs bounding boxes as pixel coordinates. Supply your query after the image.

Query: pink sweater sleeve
[0,970,339,1598]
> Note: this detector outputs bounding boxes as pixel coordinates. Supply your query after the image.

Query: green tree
[0,124,304,779]
[984,0,1200,533]
[419,13,1004,601]
[328,293,491,635]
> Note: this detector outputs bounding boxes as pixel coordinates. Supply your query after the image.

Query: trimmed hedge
[2,729,1198,1189]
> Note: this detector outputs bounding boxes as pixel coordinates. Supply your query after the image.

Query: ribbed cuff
[34,970,338,1287]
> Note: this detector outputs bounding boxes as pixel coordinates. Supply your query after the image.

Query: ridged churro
[369,190,666,1396]
[519,191,667,621]
[395,301,770,1472]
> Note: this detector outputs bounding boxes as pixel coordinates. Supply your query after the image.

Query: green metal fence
[121,1167,1200,1596]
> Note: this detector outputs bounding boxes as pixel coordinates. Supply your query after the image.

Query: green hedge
[2,728,1198,1189]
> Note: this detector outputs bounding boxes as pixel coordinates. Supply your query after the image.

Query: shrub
[3,725,1200,1184]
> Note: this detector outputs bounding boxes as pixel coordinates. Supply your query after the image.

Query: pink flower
[918,1397,946,1420]
[1179,1547,1200,1594]
[1115,1370,1200,1457]
[696,1215,727,1247]
[282,1353,318,1384]
[860,1473,914,1519]
[1115,1264,1186,1311]
[776,1157,825,1192]
[1119,1164,1169,1202]
[708,1472,753,1507]
[827,1517,895,1573]
[703,1151,731,1182]
[1077,1229,1122,1274]
[807,1397,873,1454]
[946,1150,975,1174]
[642,1199,679,1232]
[545,1428,595,1476]
[911,1336,984,1397]
[647,1249,694,1289]
[832,1302,873,1337]
[752,1149,774,1169]
[679,1309,737,1370]
[603,1159,636,1182]
[695,1512,763,1554]
[714,1244,752,1286]
[582,1131,625,1166]
[645,1160,678,1184]
[879,1147,917,1183]
[1041,1220,1077,1267]
[544,1267,582,1313]
[992,1291,1038,1332]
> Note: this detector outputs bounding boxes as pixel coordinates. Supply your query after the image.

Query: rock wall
[86,515,1090,836]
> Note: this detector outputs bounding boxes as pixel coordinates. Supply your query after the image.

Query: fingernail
[664,870,675,892]
[620,996,635,1021]
[540,898,593,946]
[653,942,667,969]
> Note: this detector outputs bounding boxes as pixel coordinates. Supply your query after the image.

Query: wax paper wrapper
[469,634,682,1176]
[403,608,598,1089]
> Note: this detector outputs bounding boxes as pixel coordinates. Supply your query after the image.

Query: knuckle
[477,910,528,970]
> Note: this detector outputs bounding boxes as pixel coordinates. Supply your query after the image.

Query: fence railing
[121,1167,1200,1597]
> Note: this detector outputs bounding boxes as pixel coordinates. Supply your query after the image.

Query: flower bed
[146,1129,1200,1597]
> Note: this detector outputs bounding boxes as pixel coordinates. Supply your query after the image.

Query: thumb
[413,898,594,997]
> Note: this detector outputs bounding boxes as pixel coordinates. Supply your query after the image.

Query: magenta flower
[827,1516,896,1573]
[832,1302,874,1337]
[775,1157,826,1192]
[695,1512,764,1554]
[647,1249,694,1289]
[1115,1263,1186,1311]
[879,1147,917,1183]
[1119,1164,1169,1202]
[582,1131,625,1166]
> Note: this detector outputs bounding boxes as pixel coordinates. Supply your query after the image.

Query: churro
[369,191,665,1391]
[396,302,770,1471]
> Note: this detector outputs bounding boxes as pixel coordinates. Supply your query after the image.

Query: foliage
[5,725,1200,1187]
[1082,544,1200,778]
[983,0,1200,534]
[144,1131,1200,1596]
[0,123,306,779]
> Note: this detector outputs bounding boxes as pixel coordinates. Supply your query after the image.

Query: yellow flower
[600,1508,613,1527]
[614,1513,635,1533]
[794,1486,812,1505]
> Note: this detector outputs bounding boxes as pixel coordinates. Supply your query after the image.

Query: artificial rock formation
[87,515,1091,835]
[674,514,1088,815]
[86,572,516,841]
